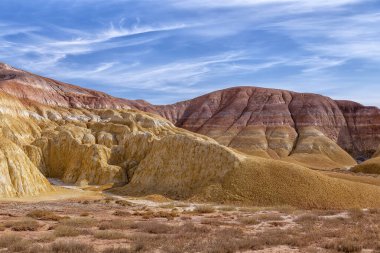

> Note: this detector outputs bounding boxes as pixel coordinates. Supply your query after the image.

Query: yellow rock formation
[0,137,53,197]
[352,145,380,175]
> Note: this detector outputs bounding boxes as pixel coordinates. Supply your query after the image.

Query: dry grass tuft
[54,225,81,237]
[36,233,56,243]
[50,240,94,253]
[60,217,97,228]
[5,218,40,231]
[115,200,134,207]
[113,210,132,217]
[194,205,215,214]
[93,230,126,240]
[98,219,136,230]
[136,221,172,234]
[102,247,131,253]
[27,210,65,221]
[324,239,363,253]
[8,239,32,252]
[239,216,260,225]
[257,213,284,221]
[0,233,22,248]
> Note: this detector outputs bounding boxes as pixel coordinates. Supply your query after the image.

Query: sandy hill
[352,145,380,175]
[1,63,380,208]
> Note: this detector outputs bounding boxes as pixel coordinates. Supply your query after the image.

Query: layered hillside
[0,63,147,109]
[154,87,380,162]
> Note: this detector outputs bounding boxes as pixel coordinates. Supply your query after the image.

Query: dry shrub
[368,208,380,214]
[36,233,56,243]
[113,210,132,217]
[136,221,172,234]
[54,225,81,237]
[201,218,224,226]
[8,239,32,252]
[60,217,96,228]
[50,240,94,253]
[324,239,363,253]
[257,213,284,221]
[27,210,64,221]
[269,221,286,227]
[0,233,22,248]
[348,208,365,220]
[27,244,51,253]
[93,230,126,240]
[5,218,40,231]
[79,212,90,217]
[194,205,215,214]
[115,200,134,207]
[175,222,211,234]
[98,219,135,230]
[102,247,131,253]
[0,224,5,231]
[153,211,179,220]
[239,216,259,225]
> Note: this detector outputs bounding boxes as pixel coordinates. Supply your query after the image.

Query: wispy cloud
[170,0,366,10]
[264,12,380,61]
[0,21,190,71]
[0,0,379,106]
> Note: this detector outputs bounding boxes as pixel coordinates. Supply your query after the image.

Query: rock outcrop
[0,137,53,197]
[153,87,380,163]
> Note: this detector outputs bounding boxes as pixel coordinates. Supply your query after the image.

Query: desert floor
[0,175,379,253]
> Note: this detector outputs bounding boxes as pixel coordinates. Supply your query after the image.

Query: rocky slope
[0,62,147,109]
[153,86,380,163]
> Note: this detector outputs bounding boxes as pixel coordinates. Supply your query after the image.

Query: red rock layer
[0,63,146,109]
[153,87,380,158]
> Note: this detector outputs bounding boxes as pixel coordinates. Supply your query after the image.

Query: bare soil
[0,187,379,253]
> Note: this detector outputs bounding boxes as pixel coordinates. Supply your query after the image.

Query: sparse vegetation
[54,225,81,237]
[27,210,64,221]
[324,239,363,253]
[60,217,97,228]
[98,219,135,230]
[113,210,131,217]
[50,240,94,253]
[93,230,126,240]
[239,216,259,225]
[5,218,40,231]
[194,205,215,214]
[0,233,22,248]
[136,221,172,234]
[0,197,379,253]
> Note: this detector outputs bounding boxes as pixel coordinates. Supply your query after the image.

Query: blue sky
[0,0,379,106]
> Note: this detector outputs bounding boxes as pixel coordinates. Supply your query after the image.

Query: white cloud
[170,0,365,10]
[0,21,190,71]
